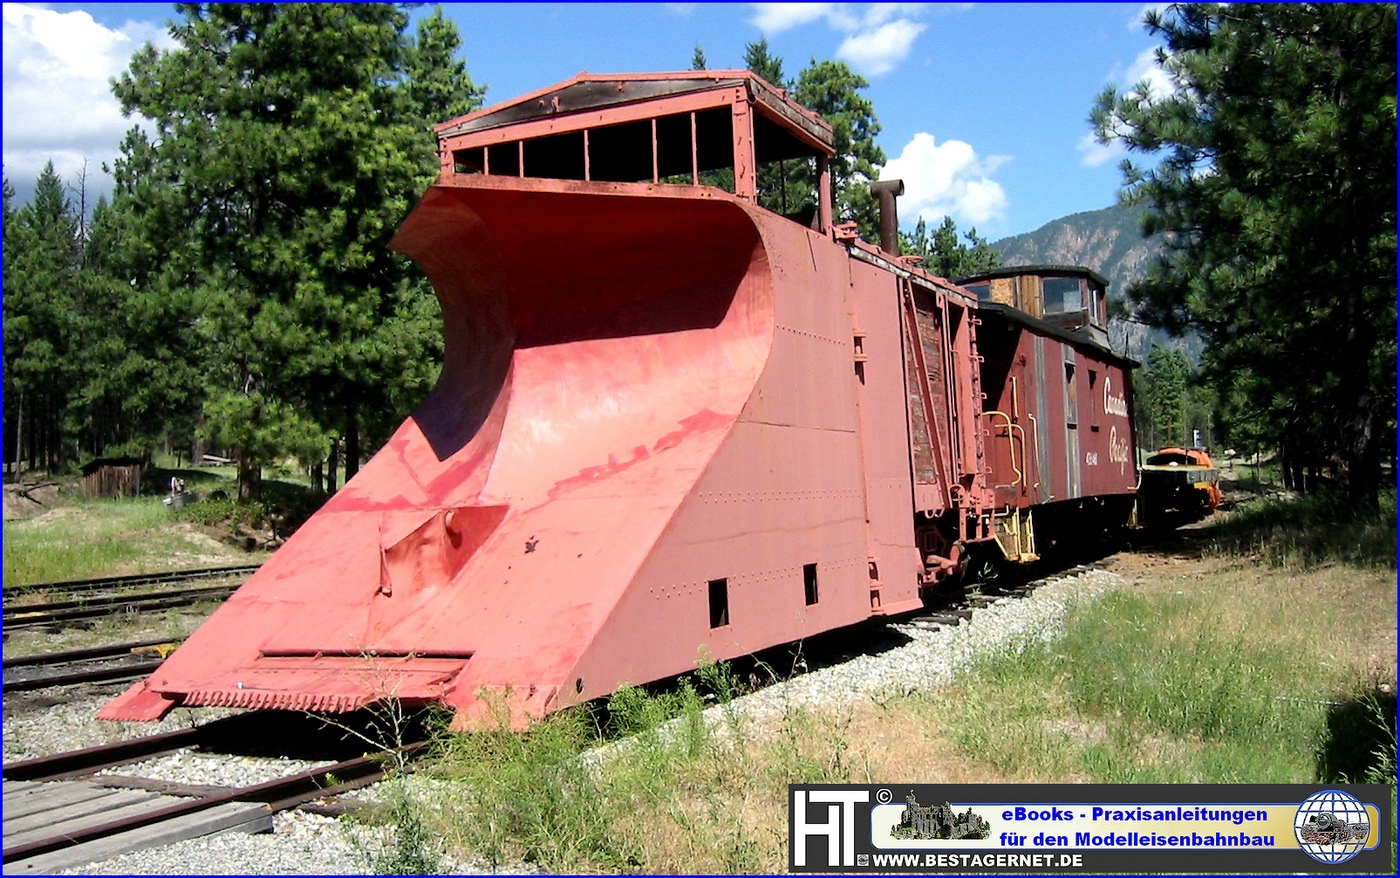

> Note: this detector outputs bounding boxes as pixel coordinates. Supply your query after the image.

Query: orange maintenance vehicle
[1138,446,1223,525]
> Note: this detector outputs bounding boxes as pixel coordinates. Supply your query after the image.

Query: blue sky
[4,3,1171,240]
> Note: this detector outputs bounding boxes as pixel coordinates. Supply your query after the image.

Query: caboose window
[1088,369,1100,430]
[964,281,992,302]
[1064,362,1078,427]
[1042,277,1083,314]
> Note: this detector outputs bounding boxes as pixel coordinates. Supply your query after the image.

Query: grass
[2,466,329,588]
[916,585,1370,783]
[378,486,1395,873]
[1209,487,1396,568]
[2,493,261,586]
[386,663,881,874]
[909,484,1398,787]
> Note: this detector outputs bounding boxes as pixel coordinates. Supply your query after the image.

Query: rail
[4,638,179,693]
[4,743,422,865]
[3,585,240,631]
[3,713,426,867]
[2,564,262,598]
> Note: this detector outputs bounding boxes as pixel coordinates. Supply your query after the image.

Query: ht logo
[792,789,870,867]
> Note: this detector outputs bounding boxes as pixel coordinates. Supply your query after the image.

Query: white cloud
[1122,46,1175,99]
[749,3,842,34]
[862,3,930,28]
[1078,46,1178,167]
[836,20,926,76]
[883,132,1009,227]
[749,3,933,76]
[1076,132,1123,169]
[2,3,172,202]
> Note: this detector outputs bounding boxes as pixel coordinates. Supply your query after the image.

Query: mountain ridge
[989,202,1195,363]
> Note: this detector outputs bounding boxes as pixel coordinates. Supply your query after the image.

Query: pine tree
[743,38,784,87]
[743,39,805,214]
[792,60,886,242]
[3,162,82,473]
[1134,345,1194,450]
[902,216,1001,278]
[1091,3,1396,506]
[110,3,484,499]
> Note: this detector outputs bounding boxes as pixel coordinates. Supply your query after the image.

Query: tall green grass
[923,589,1386,784]
[2,496,212,586]
[1212,488,1396,569]
[398,661,873,874]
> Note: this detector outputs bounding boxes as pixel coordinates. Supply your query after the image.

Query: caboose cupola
[955,264,1111,346]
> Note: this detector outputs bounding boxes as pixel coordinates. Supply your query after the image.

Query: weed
[696,650,746,704]
[312,652,453,874]
[409,664,835,872]
[344,776,446,875]
[373,781,447,874]
[431,701,632,871]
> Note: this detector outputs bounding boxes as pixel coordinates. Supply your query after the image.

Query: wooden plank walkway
[2,779,272,874]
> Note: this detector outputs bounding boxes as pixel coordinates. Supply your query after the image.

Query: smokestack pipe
[870,178,905,256]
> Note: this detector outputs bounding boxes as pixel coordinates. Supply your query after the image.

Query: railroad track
[2,712,424,872]
[2,566,260,632]
[2,564,262,598]
[3,639,179,693]
[3,585,242,631]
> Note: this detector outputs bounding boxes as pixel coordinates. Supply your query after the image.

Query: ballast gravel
[744,567,1118,715]
[3,566,1121,874]
[2,693,239,763]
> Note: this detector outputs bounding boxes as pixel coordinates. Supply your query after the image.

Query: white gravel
[96,751,335,787]
[3,691,239,763]
[588,566,1119,763]
[742,567,1117,714]
[5,566,1121,874]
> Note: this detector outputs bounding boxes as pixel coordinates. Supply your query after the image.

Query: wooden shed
[81,456,145,499]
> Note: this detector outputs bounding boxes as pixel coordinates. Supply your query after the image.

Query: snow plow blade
[101,177,889,728]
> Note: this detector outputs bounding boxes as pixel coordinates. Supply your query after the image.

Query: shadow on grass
[1315,683,1397,784]
[141,465,232,492]
[162,472,329,545]
[1123,487,1397,577]
[1210,488,1397,569]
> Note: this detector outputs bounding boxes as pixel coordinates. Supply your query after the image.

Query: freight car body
[101,71,1137,728]
[956,266,1139,559]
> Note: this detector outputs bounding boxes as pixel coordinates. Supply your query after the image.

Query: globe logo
[1293,789,1372,864]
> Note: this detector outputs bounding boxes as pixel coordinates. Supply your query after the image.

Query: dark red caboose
[957,266,1139,559]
